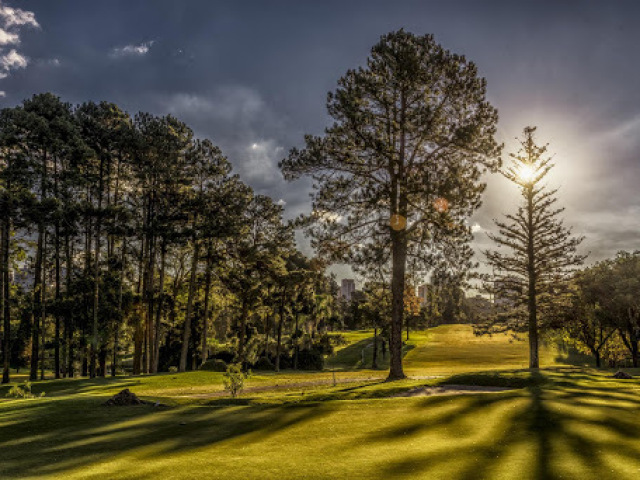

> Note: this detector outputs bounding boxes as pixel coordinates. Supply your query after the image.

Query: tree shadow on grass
[327,337,415,370]
[0,397,334,478]
[366,370,640,479]
[0,376,145,399]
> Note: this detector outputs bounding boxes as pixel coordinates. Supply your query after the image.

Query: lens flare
[517,164,537,183]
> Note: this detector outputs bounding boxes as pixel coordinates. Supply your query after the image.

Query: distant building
[493,276,519,307]
[464,294,493,323]
[417,284,430,307]
[340,279,356,301]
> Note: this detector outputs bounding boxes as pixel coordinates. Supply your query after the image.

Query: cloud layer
[3,1,640,284]
[0,1,39,95]
[110,40,154,58]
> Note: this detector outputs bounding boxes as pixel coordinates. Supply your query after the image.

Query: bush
[252,356,274,371]
[200,358,228,372]
[223,364,245,398]
[6,381,44,399]
[329,334,349,347]
[296,348,324,370]
[277,353,293,370]
[168,366,178,373]
[210,349,236,364]
[315,334,335,355]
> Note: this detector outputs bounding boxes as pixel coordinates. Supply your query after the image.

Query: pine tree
[280,30,501,379]
[484,126,585,369]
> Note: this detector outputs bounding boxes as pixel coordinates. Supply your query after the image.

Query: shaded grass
[2,326,639,479]
[2,369,640,479]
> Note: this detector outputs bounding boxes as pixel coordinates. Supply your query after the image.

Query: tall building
[340,279,356,301]
[417,284,429,307]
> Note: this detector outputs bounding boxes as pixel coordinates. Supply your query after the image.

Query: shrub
[210,349,236,364]
[315,334,335,355]
[168,366,178,373]
[277,353,293,370]
[200,358,228,372]
[223,364,245,398]
[296,348,324,370]
[329,334,348,347]
[252,356,274,371]
[6,381,44,399]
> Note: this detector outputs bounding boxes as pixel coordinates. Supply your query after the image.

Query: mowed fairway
[1,325,639,480]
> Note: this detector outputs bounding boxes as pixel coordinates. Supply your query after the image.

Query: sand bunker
[393,384,512,397]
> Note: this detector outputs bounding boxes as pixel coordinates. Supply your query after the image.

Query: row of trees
[0,93,339,383]
[563,252,640,368]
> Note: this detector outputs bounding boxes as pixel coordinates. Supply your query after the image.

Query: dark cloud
[3,0,640,282]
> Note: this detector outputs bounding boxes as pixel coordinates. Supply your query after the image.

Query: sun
[516,164,537,183]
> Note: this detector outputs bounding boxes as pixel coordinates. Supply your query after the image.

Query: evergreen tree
[484,126,585,369]
[281,30,501,379]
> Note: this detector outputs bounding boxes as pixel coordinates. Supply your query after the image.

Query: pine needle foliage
[281,30,501,379]
[482,127,586,368]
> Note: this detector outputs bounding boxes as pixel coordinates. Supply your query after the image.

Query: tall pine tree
[484,126,585,369]
[281,30,501,380]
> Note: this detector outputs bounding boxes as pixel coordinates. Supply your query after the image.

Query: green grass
[1,325,639,479]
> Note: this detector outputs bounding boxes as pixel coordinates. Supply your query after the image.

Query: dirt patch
[176,377,389,399]
[392,384,512,397]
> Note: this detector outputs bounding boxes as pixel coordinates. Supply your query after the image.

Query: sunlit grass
[1,325,639,479]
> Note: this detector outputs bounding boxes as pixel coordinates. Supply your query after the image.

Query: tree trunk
[593,348,601,369]
[53,156,61,379]
[98,346,107,377]
[112,238,126,377]
[293,311,300,370]
[152,242,166,373]
[388,229,407,380]
[142,194,155,374]
[40,238,47,381]
[90,155,105,378]
[387,91,407,382]
[65,234,73,378]
[133,231,145,375]
[372,326,378,369]
[1,215,9,383]
[30,223,44,381]
[526,183,539,369]
[264,314,271,359]
[237,299,248,366]
[200,245,213,365]
[179,239,199,372]
[275,289,286,372]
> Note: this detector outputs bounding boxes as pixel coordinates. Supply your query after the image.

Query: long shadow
[363,370,640,479]
[327,337,415,370]
[0,396,334,478]
[0,375,144,398]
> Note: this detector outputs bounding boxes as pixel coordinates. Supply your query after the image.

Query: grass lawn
[1,325,638,479]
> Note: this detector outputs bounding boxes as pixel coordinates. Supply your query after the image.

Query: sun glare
[517,164,537,183]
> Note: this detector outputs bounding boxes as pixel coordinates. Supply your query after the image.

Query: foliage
[251,356,274,371]
[0,91,337,382]
[222,363,245,398]
[281,29,501,379]
[565,252,640,367]
[482,127,585,368]
[6,381,44,399]
[200,359,228,372]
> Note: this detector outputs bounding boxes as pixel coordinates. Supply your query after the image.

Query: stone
[103,388,145,406]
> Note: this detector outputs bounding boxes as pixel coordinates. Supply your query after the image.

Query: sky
[1,0,639,285]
